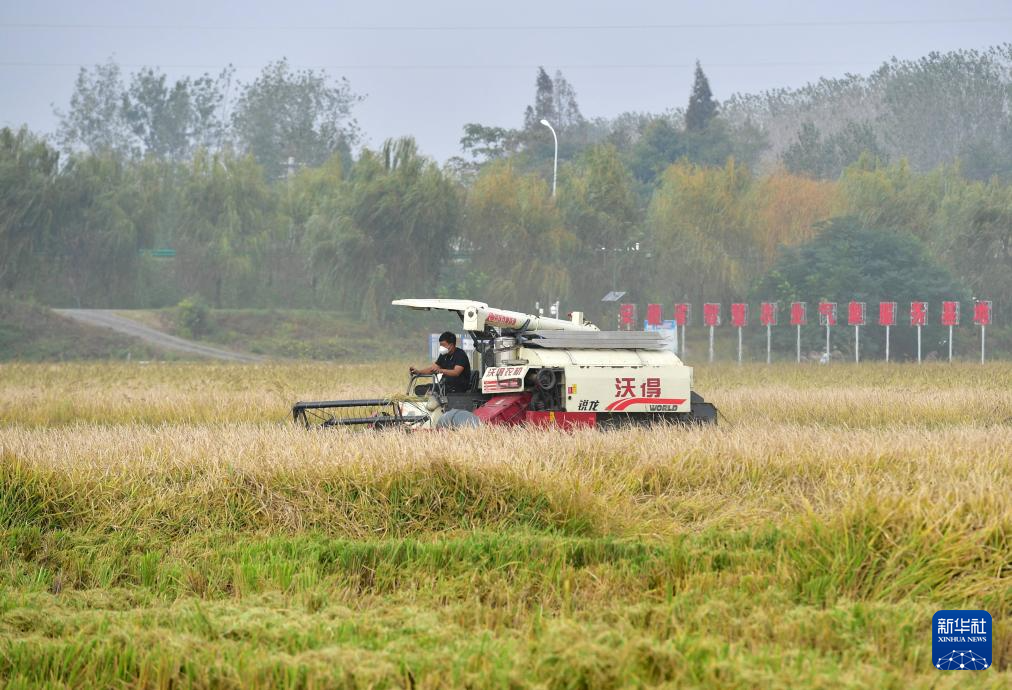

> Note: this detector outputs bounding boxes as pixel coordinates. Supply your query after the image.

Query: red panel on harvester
[473,393,532,426]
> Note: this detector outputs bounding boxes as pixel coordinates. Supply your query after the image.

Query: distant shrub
[175,296,210,338]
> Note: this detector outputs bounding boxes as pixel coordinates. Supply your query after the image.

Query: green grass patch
[1,522,1007,688]
[133,307,418,360]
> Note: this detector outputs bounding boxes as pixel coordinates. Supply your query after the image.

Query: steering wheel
[408,372,445,398]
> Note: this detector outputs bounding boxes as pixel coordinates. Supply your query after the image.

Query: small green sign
[140,248,176,258]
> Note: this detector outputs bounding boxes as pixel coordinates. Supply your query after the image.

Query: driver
[410,331,471,394]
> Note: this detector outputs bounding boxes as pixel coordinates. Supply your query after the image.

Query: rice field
[1,361,1010,688]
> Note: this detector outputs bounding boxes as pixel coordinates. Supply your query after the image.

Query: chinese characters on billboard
[760,302,777,326]
[730,303,748,328]
[848,301,866,326]
[878,301,897,326]
[790,302,807,326]
[703,303,721,327]
[646,303,662,326]
[818,301,838,326]
[910,301,928,327]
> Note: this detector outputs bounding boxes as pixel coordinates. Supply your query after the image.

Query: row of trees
[51,45,1012,189]
[453,46,1012,192]
[722,44,1012,180]
[55,58,359,179]
[2,47,1009,338]
[3,124,1009,324]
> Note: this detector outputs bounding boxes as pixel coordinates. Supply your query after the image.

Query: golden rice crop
[2,360,1010,427]
[1,361,1010,689]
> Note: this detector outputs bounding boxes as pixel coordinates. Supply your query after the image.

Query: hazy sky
[2,1,1010,161]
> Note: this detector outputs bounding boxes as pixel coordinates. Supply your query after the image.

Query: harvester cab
[292,298,717,429]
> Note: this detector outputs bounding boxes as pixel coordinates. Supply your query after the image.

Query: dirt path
[54,309,266,362]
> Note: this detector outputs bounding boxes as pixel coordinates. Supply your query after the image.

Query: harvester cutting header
[292,299,717,429]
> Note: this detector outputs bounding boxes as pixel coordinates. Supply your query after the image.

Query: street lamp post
[540,119,558,196]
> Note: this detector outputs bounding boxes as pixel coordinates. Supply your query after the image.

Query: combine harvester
[293,299,717,429]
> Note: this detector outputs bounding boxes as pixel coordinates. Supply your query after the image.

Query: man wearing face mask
[410,331,471,394]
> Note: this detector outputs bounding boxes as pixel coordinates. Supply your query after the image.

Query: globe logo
[936,650,989,670]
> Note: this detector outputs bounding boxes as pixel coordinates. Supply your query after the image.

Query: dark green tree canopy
[685,61,718,132]
[754,217,970,358]
[629,118,686,183]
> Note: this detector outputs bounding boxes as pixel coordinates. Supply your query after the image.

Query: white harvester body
[293,299,715,428]
[392,298,704,420]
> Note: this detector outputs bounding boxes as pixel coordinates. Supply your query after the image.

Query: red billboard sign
[619,303,636,328]
[730,303,748,328]
[941,301,960,327]
[973,300,992,326]
[848,301,866,326]
[790,301,807,326]
[910,301,928,327]
[703,303,721,327]
[646,303,662,326]
[673,303,691,327]
[760,302,777,326]
[818,301,837,327]
[879,302,897,327]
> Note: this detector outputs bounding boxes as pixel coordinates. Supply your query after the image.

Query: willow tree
[279,153,344,307]
[558,144,641,304]
[646,158,760,305]
[46,153,161,306]
[0,128,60,293]
[463,161,574,309]
[176,150,277,306]
[310,138,460,322]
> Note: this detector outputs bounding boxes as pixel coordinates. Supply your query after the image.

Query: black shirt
[436,347,471,393]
